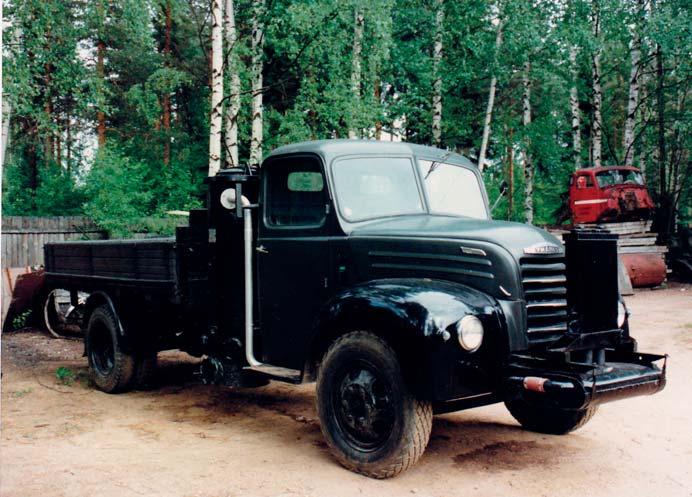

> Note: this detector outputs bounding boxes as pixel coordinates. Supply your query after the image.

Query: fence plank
[1,216,107,268]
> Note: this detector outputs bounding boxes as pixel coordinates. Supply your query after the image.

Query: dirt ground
[2,286,691,497]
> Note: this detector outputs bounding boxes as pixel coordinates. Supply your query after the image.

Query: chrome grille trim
[521,256,568,344]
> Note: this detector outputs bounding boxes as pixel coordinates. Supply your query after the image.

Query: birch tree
[224,0,240,168]
[569,46,582,169]
[249,0,265,167]
[208,0,224,176]
[590,0,603,167]
[162,0,172,166]
[522,62,534,224]
[348,8,364,139]
[478,16,503,171]
[431,0,444,146]
[623,0,644,167]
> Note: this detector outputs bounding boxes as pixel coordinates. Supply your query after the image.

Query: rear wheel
[505,399,598,435]
[316,331,432,479]
[85,305,136,393]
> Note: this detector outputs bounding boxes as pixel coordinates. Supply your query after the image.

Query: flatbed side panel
[44,238,179,301]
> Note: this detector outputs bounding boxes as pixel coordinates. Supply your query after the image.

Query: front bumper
[505,349,667,410]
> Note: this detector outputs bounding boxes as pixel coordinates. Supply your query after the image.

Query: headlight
[617,300,627,328]
[456,315,484,352]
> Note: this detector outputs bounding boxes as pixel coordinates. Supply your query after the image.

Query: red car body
[569,166,655,224]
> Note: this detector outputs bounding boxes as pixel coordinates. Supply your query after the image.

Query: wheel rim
[89,322,115,376]
[331,360,395,452]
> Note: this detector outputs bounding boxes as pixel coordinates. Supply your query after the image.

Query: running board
[246,365,302,384]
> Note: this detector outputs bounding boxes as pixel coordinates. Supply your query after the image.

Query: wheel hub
[335,366,394,449]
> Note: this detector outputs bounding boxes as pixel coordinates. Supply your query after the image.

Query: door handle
[256,245,269,254]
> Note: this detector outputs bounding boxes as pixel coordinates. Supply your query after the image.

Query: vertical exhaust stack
[205,169,260,365]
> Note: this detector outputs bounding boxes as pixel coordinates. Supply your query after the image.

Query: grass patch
[11,388,33,398]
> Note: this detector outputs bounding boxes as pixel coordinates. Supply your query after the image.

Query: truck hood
[349,215,563,260]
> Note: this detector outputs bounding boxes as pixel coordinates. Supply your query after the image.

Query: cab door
[570,172,602,224]
[256,154,332,369]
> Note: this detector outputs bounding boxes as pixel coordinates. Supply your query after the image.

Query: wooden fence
[2,216,106,268]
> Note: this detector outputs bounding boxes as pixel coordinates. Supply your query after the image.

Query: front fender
[311,278,507,400]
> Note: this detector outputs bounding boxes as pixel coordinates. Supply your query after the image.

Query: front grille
[521,256,568,346]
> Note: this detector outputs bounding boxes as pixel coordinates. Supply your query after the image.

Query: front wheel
[505,399,598,435]
[316,331,432,479]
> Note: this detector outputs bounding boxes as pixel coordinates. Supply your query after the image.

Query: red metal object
[621,254,666,288]
[569,166,655,225]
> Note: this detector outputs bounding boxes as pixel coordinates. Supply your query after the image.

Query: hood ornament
[524,242,562,255]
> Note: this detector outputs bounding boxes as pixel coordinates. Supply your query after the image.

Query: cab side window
[265,158,327,228]
[577,175,594,188]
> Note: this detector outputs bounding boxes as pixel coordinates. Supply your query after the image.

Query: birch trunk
[249,0,265,167]
[208,0,224,176]
[431,0,444,146]
[478,18,503,171]
[591,0,603,167]
[97,40,106,147]
[1,97,10,167]
[623,1,643,167]
[569,46,582,169]
[224,0,240,168]
[522,62,534,225]
[348,9,364,139]
[162,0,172,166]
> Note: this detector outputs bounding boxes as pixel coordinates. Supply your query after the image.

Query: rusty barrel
[621,254,666,288]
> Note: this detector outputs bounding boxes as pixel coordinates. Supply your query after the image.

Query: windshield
[331,156,487,222]
[596,169,645,187]
[418,160,488,219]
[332,157,425,221]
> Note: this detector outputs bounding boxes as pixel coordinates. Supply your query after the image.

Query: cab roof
[266,139,477,169]
[575,165,642,175]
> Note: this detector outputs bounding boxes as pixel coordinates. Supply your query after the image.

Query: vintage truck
[43,140,666,478]
[569,166,655,225]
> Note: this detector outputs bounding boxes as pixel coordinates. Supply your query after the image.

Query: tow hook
[509,376,575,393]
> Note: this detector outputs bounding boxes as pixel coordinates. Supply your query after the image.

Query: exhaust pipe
[242,202,263,368]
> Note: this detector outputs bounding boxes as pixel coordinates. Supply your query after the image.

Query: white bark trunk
[478,19,502,171]
[1,97,10,167]
[569,46,582,169]
[623,1,643,167]
[249,0,265,167]
[431,0,444,146]
[522,62,534,225]
[591,0,603,168]
[348,9,364,139]
[208,0,224,176]
[224,0,240,168]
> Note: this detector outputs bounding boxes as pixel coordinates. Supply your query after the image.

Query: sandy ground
[1,286,691,497]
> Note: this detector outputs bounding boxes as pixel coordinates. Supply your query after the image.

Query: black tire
[505,399,598,435]
[316,331,432,479]
[85,305,136,393]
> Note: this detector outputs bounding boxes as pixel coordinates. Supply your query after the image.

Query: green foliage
[11,310,33,330]
[55,367,75,386]
[2,0,690,233]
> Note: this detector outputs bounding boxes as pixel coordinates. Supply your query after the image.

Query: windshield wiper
[424,150,453,179]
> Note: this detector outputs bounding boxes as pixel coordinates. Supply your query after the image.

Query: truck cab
[569,166,654,224]
[44,140,666,478]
